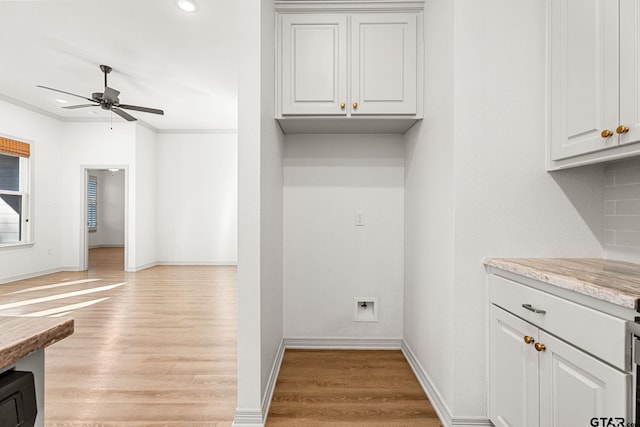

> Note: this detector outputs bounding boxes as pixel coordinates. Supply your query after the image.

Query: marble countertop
[484,258,640,311]
[0,316,74,369]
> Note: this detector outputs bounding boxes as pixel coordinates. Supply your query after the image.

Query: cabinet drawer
[489,274,628,370]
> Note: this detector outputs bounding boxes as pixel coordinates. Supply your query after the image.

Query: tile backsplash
[605,159,640,263]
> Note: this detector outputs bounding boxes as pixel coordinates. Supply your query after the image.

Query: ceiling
[0,0,238,132]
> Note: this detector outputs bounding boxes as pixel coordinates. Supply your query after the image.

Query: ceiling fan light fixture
[175,0,198,12]
[56,98,68,104]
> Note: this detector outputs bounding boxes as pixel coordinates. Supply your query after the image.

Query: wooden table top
[0,316,74,369]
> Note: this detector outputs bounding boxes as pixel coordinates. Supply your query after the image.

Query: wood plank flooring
[267,350,442,426]
[1,248,237,427]
[1,247,441,426]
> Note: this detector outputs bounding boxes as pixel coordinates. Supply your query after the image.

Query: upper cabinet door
[549,0,619,160]
[281,14,348,116]
[619,0,640,146]
[350,13,417,115]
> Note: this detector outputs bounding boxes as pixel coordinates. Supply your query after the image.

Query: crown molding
[275,0,425,12]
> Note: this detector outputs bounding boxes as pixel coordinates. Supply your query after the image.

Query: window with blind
[0,137,31,245]
[87,175,97,232]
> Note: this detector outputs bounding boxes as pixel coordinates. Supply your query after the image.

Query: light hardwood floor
[1,248,441,426]
[1,248,237,426]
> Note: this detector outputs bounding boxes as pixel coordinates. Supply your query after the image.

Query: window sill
[0,242,35,251]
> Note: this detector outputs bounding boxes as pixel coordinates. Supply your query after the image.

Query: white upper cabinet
[619,0,640,146]
[350,14,417,115]
[276,3,423,134]
[281,14,347,115]
[549,0,640,169]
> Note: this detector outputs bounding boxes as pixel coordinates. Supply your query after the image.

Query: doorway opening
[82,167,127,272]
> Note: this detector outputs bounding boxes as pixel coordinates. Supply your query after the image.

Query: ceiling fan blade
[118,104,164,115]
[36,85,97,103]
[103,86,120,103]
[62,104,97,109]
[112,107,137,122]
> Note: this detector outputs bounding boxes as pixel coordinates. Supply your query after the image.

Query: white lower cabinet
[539,331,628,427]
[489,275,631,427]
[490,306,539,427]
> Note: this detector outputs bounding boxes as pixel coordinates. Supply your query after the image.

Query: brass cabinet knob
[601,129,614,138]
[616,125,630,134]
[340,102,346,109]
[523,336,535,344]
[534,342,546,352]
[353,102,358,109]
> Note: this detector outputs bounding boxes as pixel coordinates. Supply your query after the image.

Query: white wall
[156,133,238,264]
[259,0,285,410]
[0,102,240,281]
[88,169,125,248]
[235,0,285,424]
[404,0,606,421]
[0,101,64,283]
[60,122,136,270]
[283,134,404,340]
[133,125,158,270]
[403,0,456,411]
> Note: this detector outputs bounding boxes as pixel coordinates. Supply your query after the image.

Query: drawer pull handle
[523,336,535,344]
[522,304,546,314]
[534,342,546,352]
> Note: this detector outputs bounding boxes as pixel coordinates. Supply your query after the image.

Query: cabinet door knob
[534,342,546,352]
[523,336,535,344]
[601,129,614,138]
[340,102,346,109]
[616,125,630,134]
[352,102,358,109]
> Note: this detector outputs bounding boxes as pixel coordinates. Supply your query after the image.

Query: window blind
[87,176,97,230]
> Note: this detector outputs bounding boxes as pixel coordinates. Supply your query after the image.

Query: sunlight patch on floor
[0,280,126,317]
[5,278,103,295]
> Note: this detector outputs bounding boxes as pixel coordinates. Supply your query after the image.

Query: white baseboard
[155,261,238,266]
[0,267,63,285]
[450,417,494,426]
[232,409,264,427]
[261,339,285,424]
[401,340,492,427]
[128,261,157,272]
[233,339,285,427]
[284,337,403,349]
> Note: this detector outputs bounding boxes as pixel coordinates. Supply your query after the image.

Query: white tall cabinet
[548,0,640,169]
[275,1,423,134]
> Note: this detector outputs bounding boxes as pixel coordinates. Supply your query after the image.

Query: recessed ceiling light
[56,98,68,104]
[175,0,198,12]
